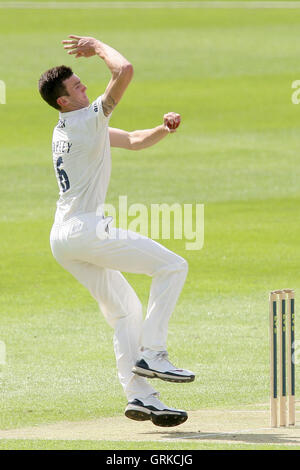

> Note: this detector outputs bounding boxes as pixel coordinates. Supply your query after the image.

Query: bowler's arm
[98,42,133,117]
[109,112,181,150]
[62,35,133,116]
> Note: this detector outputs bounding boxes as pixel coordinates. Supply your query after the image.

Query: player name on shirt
[52,140,72,154]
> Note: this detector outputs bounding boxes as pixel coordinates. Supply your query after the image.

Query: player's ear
[57,96,68,109]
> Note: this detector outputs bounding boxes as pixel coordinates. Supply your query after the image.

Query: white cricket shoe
[132,349,195,383]
[125,393,188,427]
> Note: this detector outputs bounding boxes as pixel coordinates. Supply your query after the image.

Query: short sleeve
[92,95,112,123]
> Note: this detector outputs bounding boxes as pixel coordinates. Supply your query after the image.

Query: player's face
[60,74,90,111]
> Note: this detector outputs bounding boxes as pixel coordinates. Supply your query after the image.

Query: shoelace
[148,392,169,409]
[156,351,175,368]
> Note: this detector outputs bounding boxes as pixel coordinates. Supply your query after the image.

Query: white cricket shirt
[52,95,111,224]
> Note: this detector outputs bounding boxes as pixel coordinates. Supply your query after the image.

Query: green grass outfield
[1,2,300,450]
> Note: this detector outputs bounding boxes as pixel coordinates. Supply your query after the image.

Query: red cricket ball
[167,116,181,130]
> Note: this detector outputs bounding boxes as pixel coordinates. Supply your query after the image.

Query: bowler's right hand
[62,35,99,58]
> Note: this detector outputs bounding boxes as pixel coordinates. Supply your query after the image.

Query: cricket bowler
[38,35,195,427]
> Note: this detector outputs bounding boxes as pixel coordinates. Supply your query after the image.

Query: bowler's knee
[176,257,188,277]
[154,255,188,277]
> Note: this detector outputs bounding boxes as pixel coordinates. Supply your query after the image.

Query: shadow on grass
[142,429,300,446]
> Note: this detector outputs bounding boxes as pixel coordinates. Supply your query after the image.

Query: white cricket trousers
[50,212,188,401]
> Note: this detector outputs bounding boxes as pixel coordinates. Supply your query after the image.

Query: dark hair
[38,65,73,110]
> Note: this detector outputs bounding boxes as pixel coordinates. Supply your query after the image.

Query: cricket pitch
[1,407,300,446]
